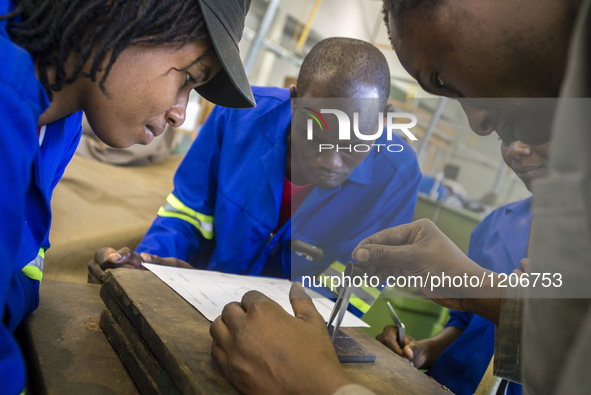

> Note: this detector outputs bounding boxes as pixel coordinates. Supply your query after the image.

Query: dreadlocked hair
[1,0,210,100]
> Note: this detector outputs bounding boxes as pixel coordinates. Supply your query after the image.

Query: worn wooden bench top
[17,280,139,394]
[101,269,451,395]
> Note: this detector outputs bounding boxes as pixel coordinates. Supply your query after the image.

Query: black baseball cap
[195,0,256,108]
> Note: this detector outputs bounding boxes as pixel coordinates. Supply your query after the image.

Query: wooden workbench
[100,269,451,395]
[17,280,139,394]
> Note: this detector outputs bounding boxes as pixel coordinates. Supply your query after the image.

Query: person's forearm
[460,270,503,324]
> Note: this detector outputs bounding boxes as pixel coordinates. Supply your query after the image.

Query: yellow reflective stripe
[157,206,214,240]
[349,296,372,314]
[329,260,346,272]
[316,260,379,314]
[317,272,338,292]
[22,248,45,281]
[166,193,213,224]
[157,193,214,240]
[315,271,372,313]
[360,282,381,300]
[328,261,381,299]
[22,266,42,282]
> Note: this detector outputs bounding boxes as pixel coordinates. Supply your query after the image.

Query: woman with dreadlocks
[0,0,254,391]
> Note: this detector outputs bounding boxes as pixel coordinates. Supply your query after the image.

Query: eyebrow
[166,47,214,79]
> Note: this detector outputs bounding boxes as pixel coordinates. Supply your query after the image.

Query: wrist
[416,339,438,369]
[461,270,502,324]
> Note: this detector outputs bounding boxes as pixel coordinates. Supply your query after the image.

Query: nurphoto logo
[304,108,419,152]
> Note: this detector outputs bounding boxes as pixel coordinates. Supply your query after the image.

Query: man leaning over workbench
[89,37,421,316]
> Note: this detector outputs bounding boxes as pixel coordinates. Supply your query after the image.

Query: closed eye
[432,72,446,89]
[185,72,198,86]
[427,72,463,98]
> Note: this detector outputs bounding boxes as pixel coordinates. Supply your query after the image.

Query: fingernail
[354,248,370,262]
[295,281,304,290]
[108,253,123,263]
[140,253,151,263]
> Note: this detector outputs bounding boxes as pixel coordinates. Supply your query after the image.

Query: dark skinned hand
[87,246,193,283]
[210,282,353,395]
[376,324,463,370]
[376,325,429,369]
[351,219,503,324]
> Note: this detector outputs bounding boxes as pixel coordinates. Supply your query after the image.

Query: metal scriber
[386,301,406,348]
[327,261,354,342]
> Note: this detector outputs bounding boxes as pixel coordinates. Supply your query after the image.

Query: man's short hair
[297,37,391,100]
[382,0,441,41]
[382,0,440,18]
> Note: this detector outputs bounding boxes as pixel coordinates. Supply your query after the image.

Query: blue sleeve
[2,272,39,333]
[136,106,225,266]
[49,113,83,194]
[0,16,47,392]
[447,310,472,330]
[443,214,495,331]
[2,113,82,335]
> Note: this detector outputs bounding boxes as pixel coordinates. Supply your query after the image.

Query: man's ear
[289,84,297,99]
[290,84,297,112]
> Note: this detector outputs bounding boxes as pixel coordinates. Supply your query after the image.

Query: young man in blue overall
[91,37,421,316]
[377,138,550,395]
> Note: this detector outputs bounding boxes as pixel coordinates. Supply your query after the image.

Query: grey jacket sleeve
[494,285,524,383]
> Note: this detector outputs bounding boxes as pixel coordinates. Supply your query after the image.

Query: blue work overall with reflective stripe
[1,1,83,390]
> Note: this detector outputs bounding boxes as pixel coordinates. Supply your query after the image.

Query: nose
[506,140,531,161]
[165,92,189,127]
[317,150,343,170]
[459,99,495,136]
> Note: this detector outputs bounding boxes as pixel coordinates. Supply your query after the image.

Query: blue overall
[1,1,82,391]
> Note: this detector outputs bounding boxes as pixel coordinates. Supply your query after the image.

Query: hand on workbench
[376,325,428,369]
[351,219,503,324]
[210,282,354,394]
[88,247,146,283]
[88,247,194,283]
[377,324,463,370]
[138,253,194,269]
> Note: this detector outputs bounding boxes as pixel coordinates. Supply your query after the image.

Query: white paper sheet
[144,263,368,327]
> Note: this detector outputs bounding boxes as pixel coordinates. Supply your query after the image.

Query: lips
[513,166,547,183]
[144,125,165,144]
[514,166,540,175]
[147,125,165,137]
[315,169,340,181]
